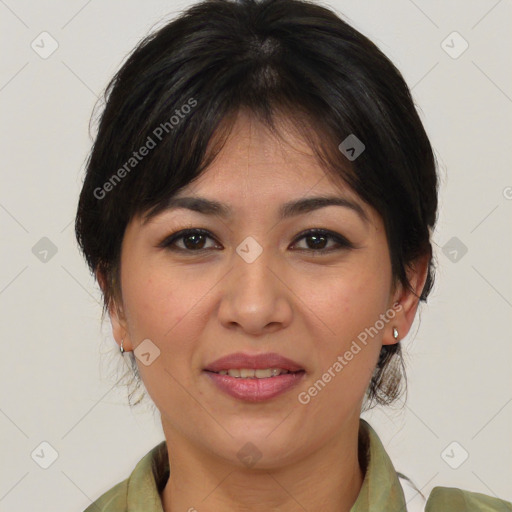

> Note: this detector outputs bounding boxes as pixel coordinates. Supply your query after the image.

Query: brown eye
[291,229,354,253]
[158,229,220,252]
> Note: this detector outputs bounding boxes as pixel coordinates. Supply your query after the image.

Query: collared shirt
[84,419,512,511]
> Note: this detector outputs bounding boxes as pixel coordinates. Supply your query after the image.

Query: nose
[217,241,293,336]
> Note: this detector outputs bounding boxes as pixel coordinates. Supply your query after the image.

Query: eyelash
[157,228,355,254]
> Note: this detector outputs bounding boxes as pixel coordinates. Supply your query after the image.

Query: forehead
[178,110,355,201]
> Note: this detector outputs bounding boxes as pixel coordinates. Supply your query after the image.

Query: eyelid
[291,228,355,251]
[157,226,356,253]
[156,227,219,249]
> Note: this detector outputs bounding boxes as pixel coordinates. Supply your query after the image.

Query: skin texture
[103,110,429,512]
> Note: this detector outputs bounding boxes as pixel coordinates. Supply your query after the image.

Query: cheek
[293,256,391,396]
[121,260,207,338]
[119,262,212,411]
[290,276,387,448]
[300,263,390,344]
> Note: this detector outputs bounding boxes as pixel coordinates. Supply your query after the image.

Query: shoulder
[82,440,168,512]
[83,478,128,512]
[426,486,512,511]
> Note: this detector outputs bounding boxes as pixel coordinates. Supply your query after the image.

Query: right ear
[95,268,130,352]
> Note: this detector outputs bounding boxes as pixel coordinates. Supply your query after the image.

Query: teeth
[217,368,290,378]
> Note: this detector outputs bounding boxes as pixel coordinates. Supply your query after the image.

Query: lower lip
[204,371,305,402]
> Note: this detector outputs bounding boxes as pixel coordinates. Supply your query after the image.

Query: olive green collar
[350,419,407,511]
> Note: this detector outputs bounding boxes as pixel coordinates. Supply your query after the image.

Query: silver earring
[392,327,399,340]
[120,339,125,354]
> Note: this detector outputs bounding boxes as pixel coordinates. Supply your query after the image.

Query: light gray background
[1,1,511,510]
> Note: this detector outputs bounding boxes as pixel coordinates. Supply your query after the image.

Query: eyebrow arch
[144,194,369,224]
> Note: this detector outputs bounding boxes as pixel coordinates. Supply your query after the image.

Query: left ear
[382,252,430,346]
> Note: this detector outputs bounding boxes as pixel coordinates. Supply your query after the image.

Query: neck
[160,417,365,512]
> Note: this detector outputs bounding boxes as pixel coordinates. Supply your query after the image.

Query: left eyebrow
[279,195,369,223]
[143,194,369,224]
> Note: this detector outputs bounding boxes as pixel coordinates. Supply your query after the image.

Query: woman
[75,0,511,510]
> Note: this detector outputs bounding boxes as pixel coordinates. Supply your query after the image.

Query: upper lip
[204,352,305,373]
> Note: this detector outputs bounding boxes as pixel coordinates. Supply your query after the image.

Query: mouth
[203,352,306,402]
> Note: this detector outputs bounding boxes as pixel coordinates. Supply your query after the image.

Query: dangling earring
[392,327,399,341]
[120,338,125,354]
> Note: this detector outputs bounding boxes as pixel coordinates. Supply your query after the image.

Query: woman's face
[109,111,415,468]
